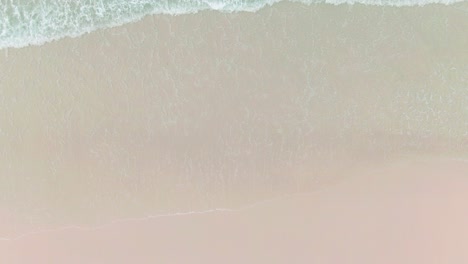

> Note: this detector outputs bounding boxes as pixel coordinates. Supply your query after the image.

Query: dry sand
[0,2,467,263]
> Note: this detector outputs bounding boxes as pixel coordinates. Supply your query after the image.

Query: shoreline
[0,155,466,240]
[1,157,467,263]
[0,2,467,262]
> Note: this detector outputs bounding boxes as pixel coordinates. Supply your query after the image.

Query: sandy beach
[0,1,467,262]
[1,158,467,263]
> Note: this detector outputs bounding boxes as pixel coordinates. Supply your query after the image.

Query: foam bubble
[0,0,465,50]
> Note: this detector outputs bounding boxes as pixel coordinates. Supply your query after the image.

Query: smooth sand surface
[1,158,467,263]
[0,2,467,262]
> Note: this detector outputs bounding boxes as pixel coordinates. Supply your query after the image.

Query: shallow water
[1,2,467,228]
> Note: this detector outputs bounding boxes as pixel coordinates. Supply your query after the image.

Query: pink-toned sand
[1,158,466,264]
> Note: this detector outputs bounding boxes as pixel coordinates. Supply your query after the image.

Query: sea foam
[0,0,465,49]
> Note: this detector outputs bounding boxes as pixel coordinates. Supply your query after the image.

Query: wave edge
[0,0,466,50]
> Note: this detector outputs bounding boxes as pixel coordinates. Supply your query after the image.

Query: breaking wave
[0,0,465,49]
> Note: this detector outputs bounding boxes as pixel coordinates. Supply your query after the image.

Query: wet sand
[1,158,467,263]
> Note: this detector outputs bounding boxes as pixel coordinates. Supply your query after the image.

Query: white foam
[0,0,466,49]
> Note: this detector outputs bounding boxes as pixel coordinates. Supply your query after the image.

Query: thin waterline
[0,192,316,242]
[0,156,466,241]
